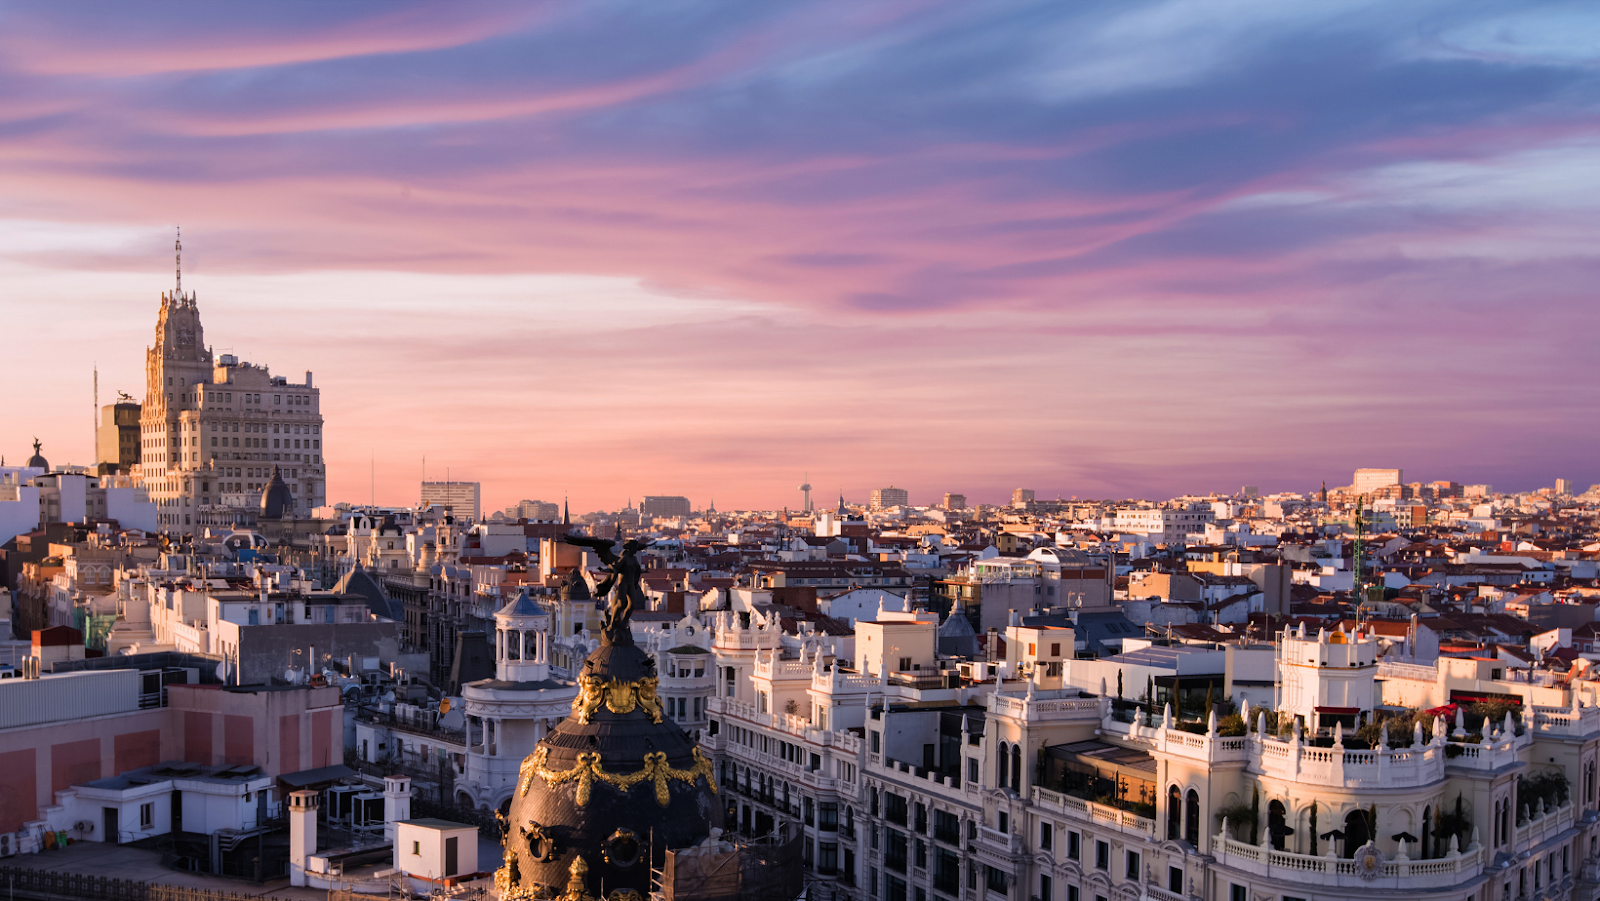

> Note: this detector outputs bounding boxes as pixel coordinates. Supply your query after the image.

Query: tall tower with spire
[139,230,328,532]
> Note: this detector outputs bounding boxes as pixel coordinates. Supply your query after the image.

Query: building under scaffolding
[659,833,804,901]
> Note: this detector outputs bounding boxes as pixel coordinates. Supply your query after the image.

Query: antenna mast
[1351,496,1366,624]
[175,226,182,296]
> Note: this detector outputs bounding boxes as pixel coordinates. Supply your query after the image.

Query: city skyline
[4,1,1598,509]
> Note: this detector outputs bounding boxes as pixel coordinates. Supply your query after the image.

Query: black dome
[25,439,47,471]
[259,466,294,519]
[499,637,718,897]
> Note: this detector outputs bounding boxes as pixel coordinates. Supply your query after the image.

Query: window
[820,802,838,831]
[886,830,907,873]
[1126,850,1141,880]
[985,865,1009,893]
[1068,888,1079,901]
[1067,830,1080,860]
[886,792,908,826]
[1095,840,1109,870]
[871,730,881,753]
[1230,886,1247,901]
[1169,867,1184,894]
[1040,821,1053,851]
[140,802,153,830]
[935,810,960,845]
[967,758,978,785]
[1040,874,1052,901]
[997,811,1008,833]
[412,841,421,856]
[818,841,838,874]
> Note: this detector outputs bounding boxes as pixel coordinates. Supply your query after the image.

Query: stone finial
[1413,720,1424,747]
[1163,703,1173,729]
[1454,706,1465,738]
[1317,626,1327,643]
[1207,707,1217,737]
[1257,712,1267,735]
[1379,721,1389,748]
[1468,826,1481,852]
[1503,710,1515,736]
[1433,716,1447,745]
[1448,833,1460,857]
[1333,721,1343,748]
[1241,699,1250,723]
[961,714,970,734]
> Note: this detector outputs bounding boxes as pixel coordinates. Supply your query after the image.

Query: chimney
[384,776,412,843]
[288,790,320,886]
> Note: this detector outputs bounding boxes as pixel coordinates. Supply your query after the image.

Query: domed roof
[25,439,47,471]
[558,568,592,602]
[497,586,545,619]
[259,466,294,519]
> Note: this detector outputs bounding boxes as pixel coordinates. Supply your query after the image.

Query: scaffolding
[660,834,803,901]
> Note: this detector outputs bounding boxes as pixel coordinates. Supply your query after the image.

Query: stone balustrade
[988,691,1104,723]
[1033,786,1156,838]
[1212,831,1489,890]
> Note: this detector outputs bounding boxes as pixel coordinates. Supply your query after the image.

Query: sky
[2,0,1598,511]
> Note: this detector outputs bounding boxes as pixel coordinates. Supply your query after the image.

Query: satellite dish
[439,698,452,715]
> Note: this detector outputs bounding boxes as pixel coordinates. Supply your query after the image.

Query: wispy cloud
[3,0,1598,507]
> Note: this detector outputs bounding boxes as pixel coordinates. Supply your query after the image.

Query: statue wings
[564,534,620,566]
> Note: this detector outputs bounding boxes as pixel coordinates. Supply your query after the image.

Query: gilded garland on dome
[572,673,664,724]
[517,746,718,806]
[495,852,646,901]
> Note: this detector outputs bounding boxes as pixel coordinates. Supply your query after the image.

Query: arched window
[1010,744,1022,793]
[1421,805,1431,860]
[1185,789,1200,846]
[1343,809,1371,858]
[997,742,1010,789]
[1268,800,1287,851]
[1167,786,1182,841]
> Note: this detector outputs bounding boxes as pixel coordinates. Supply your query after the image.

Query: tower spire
[175,226,182,296]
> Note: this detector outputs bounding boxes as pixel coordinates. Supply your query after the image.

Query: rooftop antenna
[175,226,182,296]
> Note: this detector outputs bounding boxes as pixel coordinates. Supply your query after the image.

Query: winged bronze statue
[564,534,654,641]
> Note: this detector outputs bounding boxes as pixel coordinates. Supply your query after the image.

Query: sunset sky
[3,1,1597,511]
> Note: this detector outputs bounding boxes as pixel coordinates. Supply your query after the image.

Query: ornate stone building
[139,234,326,532]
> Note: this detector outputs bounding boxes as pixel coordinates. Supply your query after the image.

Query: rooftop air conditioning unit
[0,833,14,857]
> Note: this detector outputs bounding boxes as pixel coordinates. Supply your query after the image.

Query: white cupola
[494,587,551,682]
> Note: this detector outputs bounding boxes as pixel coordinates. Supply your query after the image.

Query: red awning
[1314,706,1359,715]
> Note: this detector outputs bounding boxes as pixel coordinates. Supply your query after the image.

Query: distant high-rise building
[140,232,326,531]
[870,486,909,509]
[943,492,966,511]
[509,499,560,521]
[641,495,692,520]
[1352,469,1402,495]
[1555,478,1573,496]
[97,401,141,474]
[422,480,481,521]
[1239,485,1259,498]
[1012,488,1035,507]
[1464,484,1493,499]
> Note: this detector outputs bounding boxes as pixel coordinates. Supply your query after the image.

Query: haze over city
[4,0,1598,511]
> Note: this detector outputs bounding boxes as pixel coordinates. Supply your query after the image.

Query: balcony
[988,690,1104,724]
[1212,830,1490,890]
[1032,787,1156,839]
